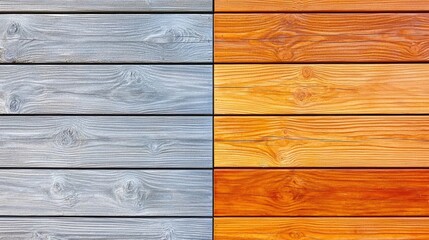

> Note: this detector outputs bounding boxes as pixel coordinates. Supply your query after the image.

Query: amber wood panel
[215,116,429,167]
[215,0,429,12]
[215,64,429,114]
[215,169,429,216]
[215,14,429,63]
[215,218,429,240]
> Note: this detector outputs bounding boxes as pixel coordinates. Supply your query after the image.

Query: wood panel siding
[215,169,429,216]
[0,116,211,168]
[0,218,211,239]
[215,14,429,63]
[215,0,429,12]
[0,65,212,114]
[215,218,429,240]
[0,14,212,63]
[0,170,212,216]
[0,0,212,12]
[215,64,429,114]
[215,116,429,167]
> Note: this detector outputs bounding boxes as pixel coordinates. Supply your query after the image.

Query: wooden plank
[215,64,429,114]
[0,116,212,168]
[0,65,212,114]
[215,14,429,63]
[0,14,212,63]
[215,218,429,240]
[215,0,429,12]
[0,0,212,12]
[215,116,429,167]
[215,169,429,216]
[0,218,211,239]
[0,170,211,216]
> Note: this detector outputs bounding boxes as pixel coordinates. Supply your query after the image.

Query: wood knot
[7,94,21,112]
[162,225,176,240]
[48,177,78,207]
[54,128,80,148]
[293,88,312,104]
[289,231,305,239]
[114,178,148,210]
[301,66,313,79]
[7,22,20,36]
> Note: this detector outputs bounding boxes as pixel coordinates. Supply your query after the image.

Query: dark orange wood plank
[215,170,429,216]
[215,64,429,114]
[215,116,429,167]
[215,14,429,63]
[215,218,429,240]
[215,0,429,12]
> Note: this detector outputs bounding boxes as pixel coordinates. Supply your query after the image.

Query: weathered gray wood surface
[0,116,212,168]
[0,14,212,63]
[0,218,212,239]
[0,65,212,114]
[0,0,212,12]
[0,218,211,239]
[0,170,212,216]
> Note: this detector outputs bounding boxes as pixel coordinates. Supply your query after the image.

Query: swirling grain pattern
[215,14,429,62]
[215,169,429,216]
[0,65,212,114]
[215,0,429,12]
[0,170,212,216]
[0,14,212,63]
[215,64,429,114]
[0,218,211,239]
[0,0,212,12]
[215,218,429,240]
[0,116,212,168]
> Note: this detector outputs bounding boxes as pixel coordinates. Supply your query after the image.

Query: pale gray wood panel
[0,0,212,12]
[0,170,212,216]
[0,218,212,239]
[0,14,212,63]
[0,65,212,114]
[0,116,212,168]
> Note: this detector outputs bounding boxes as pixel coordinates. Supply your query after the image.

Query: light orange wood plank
[215,14,429,62]
[215,64,429,114]
[215,116,429,167]
[215,169,429,216]
[215,0,429,12]
[215,218,429,240]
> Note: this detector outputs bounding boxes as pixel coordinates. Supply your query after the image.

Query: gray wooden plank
[0,65,212,114]
[0,170,212,216]
[0,218,212,239]
[0,0,212,12]
[0,116,212,168]
[0,14,212,63]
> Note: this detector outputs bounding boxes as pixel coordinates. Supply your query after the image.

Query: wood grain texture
[0,14,212,63]
[0,0,212,12]
[215,0,429,12]
[215,64,429,114]
[215,218,429,240]
[0,170,211,216]
[0,218,211,239]
[215,170,429,216]
[0,116,211,168]
[215,116,429,167]
[215,14,429,63]
[0,65,212,114]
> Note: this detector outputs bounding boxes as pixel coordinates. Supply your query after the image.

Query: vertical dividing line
[212,1,215,239]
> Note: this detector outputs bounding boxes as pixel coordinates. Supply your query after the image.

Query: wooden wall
[214,0,429,239]
[0,1,213,239]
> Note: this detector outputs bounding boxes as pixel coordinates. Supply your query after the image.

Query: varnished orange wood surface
[215,0,429,12]
[215,14,429,63]
[215,64,429,114]
[215,169,429,216]
[215,218,429,240]
[215,116,429,167]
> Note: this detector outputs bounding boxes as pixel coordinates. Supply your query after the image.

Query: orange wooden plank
[215,116,429,167]
[215,0,429,12]
[215,218,429,240]
[215,64,429,114]
[215,169,429,216]
[215,14,429,63]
